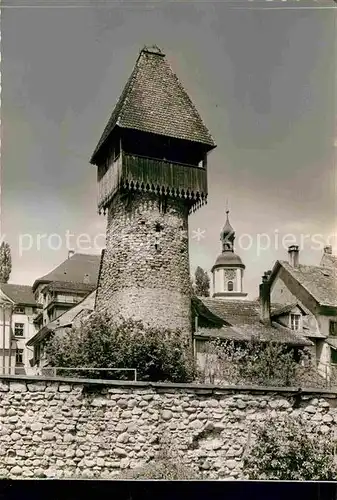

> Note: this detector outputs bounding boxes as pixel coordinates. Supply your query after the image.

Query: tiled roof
[327,338,337,350]
[53,291,96,329]
[32,253,101,292]
[279,260,337,308]
[0,284,37,306]
[270,303,303,318]
[195,297,311,347]
[195,324,312,347]
[42,281,96,293]
[72,308,94,326]
[320,253,337,269]
[199,298,262,326]
[191,296,227,327]
[27,291,96,347]
[90,45,216,163]
[301,328,325,339]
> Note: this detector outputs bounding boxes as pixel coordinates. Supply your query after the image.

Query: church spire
[220,207,235,253]
[211,208,247,299]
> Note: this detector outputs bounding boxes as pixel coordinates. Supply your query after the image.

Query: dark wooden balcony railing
[98,153,207,210]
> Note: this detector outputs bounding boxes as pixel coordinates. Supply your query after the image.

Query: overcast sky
[2,1,335,298]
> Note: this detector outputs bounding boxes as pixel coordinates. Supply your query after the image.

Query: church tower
[90,46,216,338]
[211,210,247,299]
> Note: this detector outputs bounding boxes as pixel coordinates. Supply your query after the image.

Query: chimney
[68,250,75,259]
[288,245,299,268]
[259,271,271,326]
[324,245,332,255]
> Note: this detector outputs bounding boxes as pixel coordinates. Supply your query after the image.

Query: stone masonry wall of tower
[95,191,192,335]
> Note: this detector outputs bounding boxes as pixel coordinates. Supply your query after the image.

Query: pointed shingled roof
[90,45,216,164]
[221,210,235,242]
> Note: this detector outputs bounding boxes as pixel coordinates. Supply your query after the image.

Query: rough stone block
[10,466,22,475]
[10,382,27,393]
[42,432,55,441]
[31,423,43,432]
[59,385,72,393]
[161,410,173,420]
[27,382,47,392]
[114,448,128,457]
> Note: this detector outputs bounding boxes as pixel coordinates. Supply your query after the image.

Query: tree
[0,242,11,283]
[243,416,337,480]
[194,266,210,297]
[45,312,196,383]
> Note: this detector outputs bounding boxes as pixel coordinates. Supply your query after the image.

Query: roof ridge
[117,53,144,127]
[282,260,336,272]
[164,56,216,145]
[1,283,32,288]
[203,297,258,304]
[69,252,101,257]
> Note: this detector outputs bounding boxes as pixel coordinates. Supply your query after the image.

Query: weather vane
[225,198,229,215]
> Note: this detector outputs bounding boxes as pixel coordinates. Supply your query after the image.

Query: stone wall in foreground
[0,375,336,479]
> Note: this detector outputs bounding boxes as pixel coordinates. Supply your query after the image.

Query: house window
[14,323,24,337]
[14,307,25,314]
[290,314,301,331]
[331,347,337,365]
[15,349,23,365]
[195,339,206,354]
[329,321,337,336]
[57,294,77,304]
[227,281,234,292]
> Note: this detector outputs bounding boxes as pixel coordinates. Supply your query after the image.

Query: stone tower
[90,46,216,337]
[211,211,247,299]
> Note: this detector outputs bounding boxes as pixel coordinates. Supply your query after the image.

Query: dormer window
[290,313,301,331]
[227,281,234,292]
[14,307,25,314]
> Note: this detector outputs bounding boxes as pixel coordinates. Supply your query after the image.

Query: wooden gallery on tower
[90,46,216,341]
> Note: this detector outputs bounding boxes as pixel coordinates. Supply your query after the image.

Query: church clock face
[224,269,236,281]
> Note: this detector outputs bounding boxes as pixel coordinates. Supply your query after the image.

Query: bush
[45,312,196,383]
[198,337,318,387]
[119,435,199,480]
[119,458,198,480]
[243,416,337,480]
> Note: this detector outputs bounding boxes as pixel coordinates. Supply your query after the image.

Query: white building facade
[0,284,39,375]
